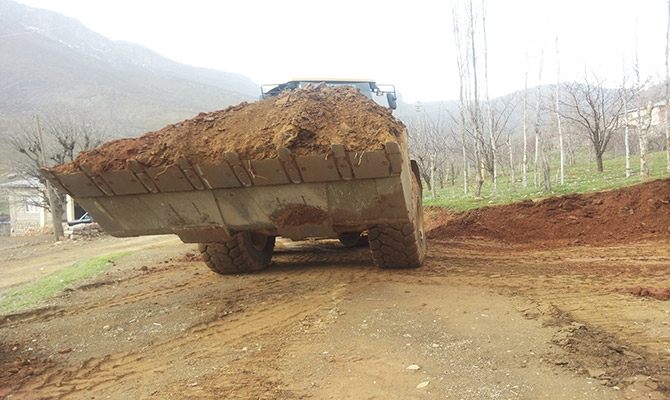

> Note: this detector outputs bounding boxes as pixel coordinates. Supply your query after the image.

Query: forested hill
[0,0,260,138]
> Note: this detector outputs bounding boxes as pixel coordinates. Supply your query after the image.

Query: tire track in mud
[4,237,670,399]
[270,242,670,399]
[521,292,670,397]
[1,262,208,327]
[9,258,353,399]
[16,241,394,399]
[427,239,670,397]
[175,281,350,399]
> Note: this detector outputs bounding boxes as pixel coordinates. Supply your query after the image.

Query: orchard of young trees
[406,0,670,201]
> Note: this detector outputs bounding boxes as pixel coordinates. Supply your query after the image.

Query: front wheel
[199,232,275,274]
[368,174,426,269]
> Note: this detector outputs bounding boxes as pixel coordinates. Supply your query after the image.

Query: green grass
[424,150,670,211]
[0,251,134,314]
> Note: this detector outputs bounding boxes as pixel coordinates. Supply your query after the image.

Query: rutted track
[1,236,669,399]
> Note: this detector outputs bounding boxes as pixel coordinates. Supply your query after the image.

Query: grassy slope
[0,251,134,314]
[424,150,670,211]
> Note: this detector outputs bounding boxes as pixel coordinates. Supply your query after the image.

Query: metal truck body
[40,79,426,273]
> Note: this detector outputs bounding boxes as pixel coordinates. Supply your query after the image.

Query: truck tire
[199,232,275,274]
[368,174,426,269]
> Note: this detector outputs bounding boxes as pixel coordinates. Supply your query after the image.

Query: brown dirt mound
[427,178,670,247]
[615,287,670,301]
[53,84,405,175]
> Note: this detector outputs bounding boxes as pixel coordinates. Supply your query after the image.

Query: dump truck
[40,79,426,274]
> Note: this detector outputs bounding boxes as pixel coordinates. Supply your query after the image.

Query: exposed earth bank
[1,179,669,399]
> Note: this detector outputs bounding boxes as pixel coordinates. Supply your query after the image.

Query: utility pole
[36,116,62,241]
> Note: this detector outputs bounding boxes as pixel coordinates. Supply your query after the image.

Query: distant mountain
[0,0,260,139]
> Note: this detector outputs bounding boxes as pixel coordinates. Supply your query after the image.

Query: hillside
[0,0,260,141]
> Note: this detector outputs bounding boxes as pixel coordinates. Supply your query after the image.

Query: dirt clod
[272,204,330,227]
[617,287,670,301]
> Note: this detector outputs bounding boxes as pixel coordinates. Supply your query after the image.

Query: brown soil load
[52,84,405,175]
[427,178,670,247]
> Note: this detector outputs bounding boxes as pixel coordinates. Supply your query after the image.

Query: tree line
[406,0,670,200]
[4,0,670,240]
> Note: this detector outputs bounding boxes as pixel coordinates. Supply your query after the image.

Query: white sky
[13,0,670,103]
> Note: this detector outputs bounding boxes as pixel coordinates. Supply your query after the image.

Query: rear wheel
[199,232,275,274]
[368,174,426,269]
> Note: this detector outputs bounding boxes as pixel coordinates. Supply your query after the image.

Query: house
[0,178,81,236]
[621,101,667,128]
[0,178,55,235]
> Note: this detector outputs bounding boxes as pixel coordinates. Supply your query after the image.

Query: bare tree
[623,60,632,178]
[480,97,518,183]
[507,117,516,190]
[636,101,653,177]
[6,114,106,240]
[561,73,625,172]
[534,48,544,189]
[407,104,452,199]
[555,36,565,185]
[522,52,529,189]
[481,0,497,191]
[452,2,470,195]
[467,0,484,197]
[666,0,670,173]
[633,43,653,178]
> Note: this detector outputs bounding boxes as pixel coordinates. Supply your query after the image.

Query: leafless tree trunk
[452,2,469,195]
[430,154,437,199]
[480,96,518,182]
[666,0,670,173]
[634,47,650,177]
[459,93,469,195]
[534,48,544,188]
[522,53,529,189]
[637,101,652,178]
[555,37,565,185]
[482,1,497,191]
[543,152,552,191]
[623,64,632,178]
[467,0,484,198]
[507,127,515,190]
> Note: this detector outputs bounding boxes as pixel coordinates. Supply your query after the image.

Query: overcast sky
[13,0,670,103]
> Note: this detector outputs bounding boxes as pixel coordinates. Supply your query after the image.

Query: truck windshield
[295,81,373,99]
[261,80,395,109]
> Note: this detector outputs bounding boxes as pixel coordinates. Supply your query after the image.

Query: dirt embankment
[427,178,670,247]
[52,85,406,175]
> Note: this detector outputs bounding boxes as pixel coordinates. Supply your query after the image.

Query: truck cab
[261,79,398,109]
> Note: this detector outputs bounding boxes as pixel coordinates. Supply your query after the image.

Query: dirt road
[1,181,670,399]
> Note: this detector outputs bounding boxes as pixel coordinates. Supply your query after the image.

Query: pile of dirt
[427,178,670,247]
[615,287,670,301]
[52,84,405,175]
